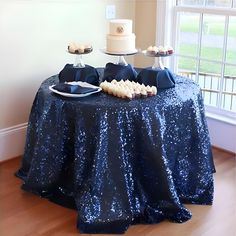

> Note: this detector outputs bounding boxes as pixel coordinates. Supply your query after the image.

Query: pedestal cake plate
[101,49,139,66]
[142,50,173,70]
[68,49,93,68]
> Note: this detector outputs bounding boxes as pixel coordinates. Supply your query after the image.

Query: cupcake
[167,46,174,55]
[126,91,133,100]
[147,45,153,52]
[68,42,78,53]
[141,83,146,90]
[147,45,158,55]
[129,88,135,98]
[84,45,93,53]
[113,87,118,97]
[140,88,147,98]
[111,79,118,84]
[134,88,141,98]
[152,46,159,54]
[158,46,166,55]
[146,85,153,96]
[77,45,85,53]
[121,88,127,99]
[151,86,157,95]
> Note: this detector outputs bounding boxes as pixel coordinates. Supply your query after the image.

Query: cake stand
[101,49,139,66]
[68,50,92,68]
[142,50,173,70]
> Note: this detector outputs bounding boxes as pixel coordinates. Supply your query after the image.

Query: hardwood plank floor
[0,148,235,236]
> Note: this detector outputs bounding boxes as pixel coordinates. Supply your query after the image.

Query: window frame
[156,0,236,121]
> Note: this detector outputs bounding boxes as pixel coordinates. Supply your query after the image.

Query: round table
[16,74,215,234]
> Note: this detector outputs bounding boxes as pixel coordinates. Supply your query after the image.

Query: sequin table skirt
[16,75,215,234]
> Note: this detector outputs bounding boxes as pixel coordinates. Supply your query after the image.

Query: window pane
[178,13,200,57]
[221,94,236,111]
[176,56,197,74]
[223,66,236,111]
[199,60,222,75]
[225,65,236,77]
[199,62,221,89]
[205,0,232,7]
[177,0,232,7]
[226,16,236,64]
[200,15,225,61]
[199,60,221,106]
[177,0,204,6]
[202,91,218,107]
[221,74,236,111]
[198,73,220,91]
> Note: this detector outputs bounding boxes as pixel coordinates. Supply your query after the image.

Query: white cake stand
[142,50,173,70]
[67,49,92,68]
[101,49,139,66]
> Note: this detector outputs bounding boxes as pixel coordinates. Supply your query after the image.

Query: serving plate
[142,50,173,57]
[49,81,102,98]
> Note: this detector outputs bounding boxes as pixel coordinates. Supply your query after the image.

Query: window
[170,0,236,115]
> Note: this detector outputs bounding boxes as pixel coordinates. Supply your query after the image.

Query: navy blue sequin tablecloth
[16,74,215,234]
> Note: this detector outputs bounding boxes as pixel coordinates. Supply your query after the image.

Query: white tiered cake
[106,19,136,54]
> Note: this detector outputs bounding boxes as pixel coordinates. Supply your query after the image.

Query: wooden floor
[0,148,235,236]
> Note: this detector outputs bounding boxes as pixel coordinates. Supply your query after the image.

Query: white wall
[0,0,135,161]
[134,0,156,68]
[0,0,235,161]
[207,117,236,153]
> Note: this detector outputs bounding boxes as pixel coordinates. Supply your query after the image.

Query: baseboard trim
[0,123,28,162]
[0,155,21,165]
[212,145,236,156]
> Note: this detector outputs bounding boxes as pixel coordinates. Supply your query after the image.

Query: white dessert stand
[67,50,92,68]
[142,50,173,70]
[101,49,139,66]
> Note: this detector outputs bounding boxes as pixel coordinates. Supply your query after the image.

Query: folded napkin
[136,67,176,89]
[53,83,98,94]
[59,64,99,86]
[102,63,138,82]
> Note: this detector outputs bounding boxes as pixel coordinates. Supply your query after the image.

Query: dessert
[68,42,93,54]
[100,80,157,99]
[146,45,174,56]
[106,19,136,53]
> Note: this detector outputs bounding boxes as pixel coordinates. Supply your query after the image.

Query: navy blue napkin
[102,63,137,82]
[53,83,98,94]
[136,67,175,89]
[59,64,99,86]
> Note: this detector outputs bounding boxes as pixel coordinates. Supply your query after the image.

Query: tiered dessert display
[68,42,93,68]
[102,19,138,65]
[142,45,174,70]
[56,19,176,99]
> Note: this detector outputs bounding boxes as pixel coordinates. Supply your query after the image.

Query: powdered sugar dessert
[68,42,93,54]
[146,45,174,56]
[100,80,157,99]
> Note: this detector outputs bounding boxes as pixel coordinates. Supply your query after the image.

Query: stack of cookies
[68,42,93,54]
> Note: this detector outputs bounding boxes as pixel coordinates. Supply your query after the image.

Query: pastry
[140,88,147,98]
[151,86,157,95]
[146,45,174,56]
[100,80,157,99]
[146,85,153,96]
[68,43,93,54]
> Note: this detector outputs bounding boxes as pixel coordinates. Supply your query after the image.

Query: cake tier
[106,34,136,53]
[109,19,132,36]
